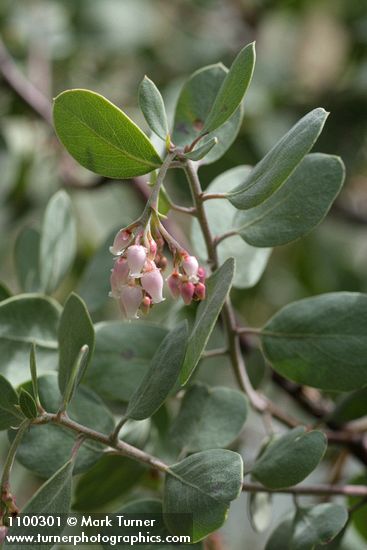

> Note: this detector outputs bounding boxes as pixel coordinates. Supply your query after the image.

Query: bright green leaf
[14,227,41,292]
[172,64,243,164]
[193,166,271,288]
[5,461,73,550]
[127,321,188,420]
[0,282,11,302]
[180,258,235,384]
[58,293,95,396]
[0,375,23,430]
[184,137,218,161]
[85,322,168,403]
[170,383,247,452]
[18,388,38,419]
[139,76,169,140]
[235,154,345,247]
[261,292,367,391]
[0,294,60,386]
[14,374,114,477]
[228,108,329,209]
[39,191,77,294]
[251,427,327,489]
[53,89,162,178]
[163,449,243,542]
[203,42,255,133]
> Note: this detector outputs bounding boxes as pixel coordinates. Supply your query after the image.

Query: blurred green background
[0,1,366,548]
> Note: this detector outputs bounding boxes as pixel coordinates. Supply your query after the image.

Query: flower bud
[148,239,158,258]
[167,272,181,298]
[181,281,195,305]
[0,526,8,544]
[140,295,152,315]
[110,229,131,256]
[110,257,129,298]
[182,255,199,278]
[119,285,143,319]
[126,245,147,277]
[141,268,164,303]
[194,282,206,301]
[197,267,206,283]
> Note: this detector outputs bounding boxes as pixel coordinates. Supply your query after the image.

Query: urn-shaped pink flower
[141,268,165,303]
[167,272,181,298]
[181,281,195,305]
[182,255,199,278]
[126,245,147,277]
[194,282,206,300]
[110,257,130,298]
[110,229,131,256]
[119,285,143,319]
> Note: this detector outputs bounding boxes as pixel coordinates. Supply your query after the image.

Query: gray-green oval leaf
[40,191,76,294]
[184,137,218,161]
[0,375,23,430]
[14,227,41,293]
[58,293,95,396]
[19,388,38,419]
[180,258,235,385]
[170,383,247,452]
[203,42,255,133]
[53,89,162,178]
[251,427,327,489]
[172,64,243,164]
[235,154,345,247]
[4,461,73,550]
[0,294,60,386]
[127,321,188,420]
[164,449,243,542]
[139,76,169,140]
[261,292,367,391]
[228,108,329,209]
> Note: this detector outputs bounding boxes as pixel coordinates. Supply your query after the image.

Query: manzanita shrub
[1,42,367,548]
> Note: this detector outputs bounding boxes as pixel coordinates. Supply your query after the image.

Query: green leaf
[203,42,255,133]
[329,387,367,426]
[73,455,145,510]
[18,388,38,419]
[29,344,41,409]
[172,64,243,163]
[77,229,116,312]
[5,461,73,550]
[0,282,11,302]
[184,137,218,161]
[261,292,367,391]
[251,427,327,488]
[127,321,188,420]
[228,108,329,209]
[14,227,41,292]
[14,374,114,477]
[163,449,243,542]
[348,474,367,542]
[235,154,345,247]
[180,259,235,384]
[170,383,247,452]
[101,499,203,549]
[85,322,168,403]
[53,89,162,178]
[0,294,60,386]
[192,166,271,288]
[292,504,348,549]
[248,491,273,533]
[139,76,169,140]
[265,504,348,550]
[39,191,77,294]
[58,293,95,396]
[0,375,23,430]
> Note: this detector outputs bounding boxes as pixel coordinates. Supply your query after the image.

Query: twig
[214,230,238,246]
[202,347,229,359]
[201,192,228,201]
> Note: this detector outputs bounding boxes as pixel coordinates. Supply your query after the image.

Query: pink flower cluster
[109,227,206,319]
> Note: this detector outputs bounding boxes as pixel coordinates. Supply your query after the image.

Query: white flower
[141,268,165,303]
[182,255,199,278]
[119,285,143,319]
[126,245,147,277]
[109,229,131,256]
